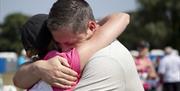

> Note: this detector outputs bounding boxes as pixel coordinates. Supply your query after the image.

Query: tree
[0,13,29,53]
[118,0,180,51]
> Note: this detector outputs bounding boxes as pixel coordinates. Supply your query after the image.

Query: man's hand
[33,56,78,88]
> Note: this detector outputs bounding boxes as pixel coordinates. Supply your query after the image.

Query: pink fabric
[135,57,151,73]
[43,48,81,91]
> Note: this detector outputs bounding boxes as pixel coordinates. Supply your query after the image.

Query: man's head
[137,40,150,56]
[164,46,173,55]
[20,14,55,58]
[47,0,97,51]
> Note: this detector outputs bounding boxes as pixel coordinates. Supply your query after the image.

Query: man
[14,0,143,90]
[158,47,180,91]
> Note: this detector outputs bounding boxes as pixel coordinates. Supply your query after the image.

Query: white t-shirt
[75,41,144,91]
[158,53,180,82]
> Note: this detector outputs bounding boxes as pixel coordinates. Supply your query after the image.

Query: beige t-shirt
[74,40,144,91]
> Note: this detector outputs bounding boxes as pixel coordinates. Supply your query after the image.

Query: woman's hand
[33,56,78,88]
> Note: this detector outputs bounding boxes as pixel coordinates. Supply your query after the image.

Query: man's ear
[85,21,97,39]
[88,21,97,32]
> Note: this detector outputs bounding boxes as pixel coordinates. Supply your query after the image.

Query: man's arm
[13,56,78,89]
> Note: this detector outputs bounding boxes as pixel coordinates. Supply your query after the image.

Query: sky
[0,0,138,23]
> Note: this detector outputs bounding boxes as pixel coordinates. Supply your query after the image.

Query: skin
[13,13,130,89]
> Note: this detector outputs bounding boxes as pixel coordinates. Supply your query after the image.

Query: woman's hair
[20,14,55,59]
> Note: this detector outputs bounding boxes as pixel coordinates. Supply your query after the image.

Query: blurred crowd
[0,50,29,91]
[130,40,180,91]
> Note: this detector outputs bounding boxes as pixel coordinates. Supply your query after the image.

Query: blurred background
[0,0,179,91]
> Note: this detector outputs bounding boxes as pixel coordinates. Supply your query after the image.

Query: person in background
[135,40,158,91]
[158,46,180,91]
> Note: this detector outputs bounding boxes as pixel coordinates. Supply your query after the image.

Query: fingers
[58,71,77,81]
[42,56,79,88]
[49,71,77,88]
[52,68,78,87]
[54,77,76,86]
[58,57,70,67]
[52,82,72,89]
[57,57,78,77]
[61,66,78,77]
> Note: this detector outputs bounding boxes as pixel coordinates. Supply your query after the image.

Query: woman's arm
[92,13,130,46]
[148,62,158,79]
[13,61,40,89]
[78,13,130,70]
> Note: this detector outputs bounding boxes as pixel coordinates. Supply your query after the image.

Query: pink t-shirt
[28,48,81,91]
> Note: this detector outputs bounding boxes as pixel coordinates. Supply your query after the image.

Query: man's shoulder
[87,40,136,77]
[78,41,144,91]
[90,40,134,64]
[84,40,126,77]
[91,40,130,57]
[161,55,178,62]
